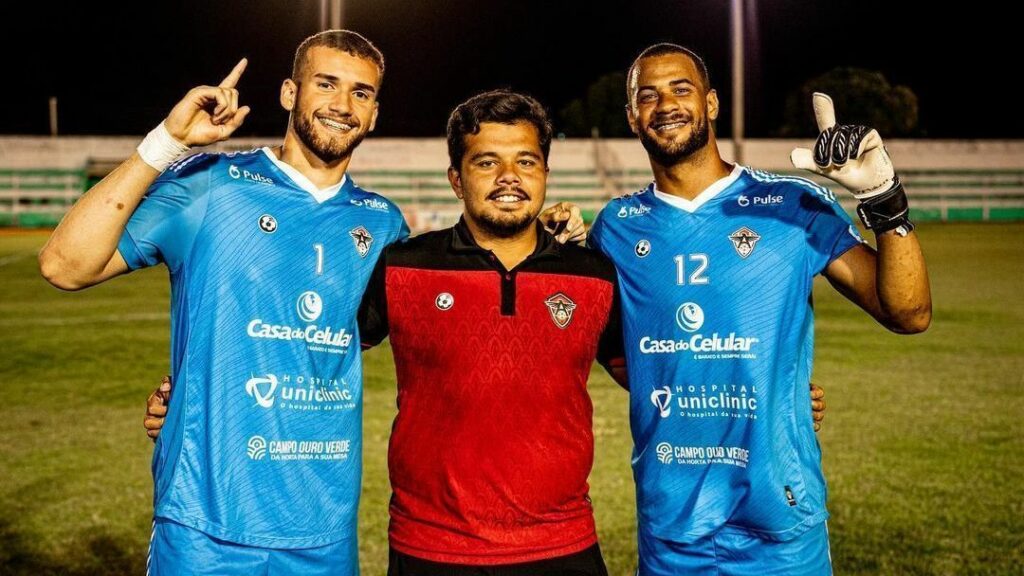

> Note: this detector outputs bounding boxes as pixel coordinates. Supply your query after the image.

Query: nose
[328,91,352,116]
[496,162,521,187]
[654,91,679,116]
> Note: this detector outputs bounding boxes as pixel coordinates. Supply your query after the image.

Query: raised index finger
[811,92,837,132]
[219,58,248,89]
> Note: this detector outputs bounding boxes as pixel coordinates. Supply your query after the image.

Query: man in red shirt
[359,90,626,574]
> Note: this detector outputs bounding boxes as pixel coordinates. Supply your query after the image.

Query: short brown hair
[292,30,385,80]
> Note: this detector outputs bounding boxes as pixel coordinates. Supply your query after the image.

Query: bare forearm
[39,59,250,291]
[876,229,931,333]
[39,152,159,289]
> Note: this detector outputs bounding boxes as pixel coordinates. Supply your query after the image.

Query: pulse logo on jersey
[350,198,390,212]
[635,239,651,258]
[349,226,373,258]
[229,164,274,186]
[545,293,577,329]
[738,194,783,207]
[651,386,673,417]
[617,204,652,218]
[259,214,278,233]
[728,227,761,258]
[296,291,323,323]
[676,302,705,332]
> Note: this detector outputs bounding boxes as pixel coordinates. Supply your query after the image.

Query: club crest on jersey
[544,292,577,329]
[729,226,761,258]
[635,239,651,258]
[349,226,373,258]
[258,214,277,233]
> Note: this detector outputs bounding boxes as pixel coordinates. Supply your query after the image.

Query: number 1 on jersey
[674,253,709,285]
[314,244,324,275]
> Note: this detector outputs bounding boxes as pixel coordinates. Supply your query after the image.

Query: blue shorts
[638,523,832,576]
[148,518,358,576]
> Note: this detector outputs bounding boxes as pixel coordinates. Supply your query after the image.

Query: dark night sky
[2,0,1016,138]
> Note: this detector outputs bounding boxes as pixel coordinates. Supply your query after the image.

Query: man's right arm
[38,59,251,290]
[39,154,159,290]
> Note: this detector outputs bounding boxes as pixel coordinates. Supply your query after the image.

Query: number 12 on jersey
[674,254,709,285]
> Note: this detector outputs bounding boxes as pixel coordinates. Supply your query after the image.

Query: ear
[280,79,297,112]
[626,103,639,135]
[706,89,720,122]
[447,166,463,199]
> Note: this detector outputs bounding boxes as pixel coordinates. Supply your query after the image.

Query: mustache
[487,187,530,200]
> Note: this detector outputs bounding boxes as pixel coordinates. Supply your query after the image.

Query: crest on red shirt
[544,292,577,329]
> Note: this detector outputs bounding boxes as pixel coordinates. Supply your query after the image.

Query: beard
[292,109,366,163]
[638,112,711,167]
[470,188,540,238]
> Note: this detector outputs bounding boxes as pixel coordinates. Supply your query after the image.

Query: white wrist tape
[137,121,190,172]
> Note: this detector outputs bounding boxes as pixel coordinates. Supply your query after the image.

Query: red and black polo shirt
[358,218,624,565]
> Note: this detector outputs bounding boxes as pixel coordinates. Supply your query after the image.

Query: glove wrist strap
[856,176,914,235]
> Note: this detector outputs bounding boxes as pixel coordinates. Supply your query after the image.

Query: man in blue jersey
[40,30,583,574]
[587,44,931,575]
[38,30,412,575]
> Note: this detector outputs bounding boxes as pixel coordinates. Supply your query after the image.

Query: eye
[518,159,537,167]
[638,92,657,103]
[318,82,334,90]
[674,86,691,95]
[353,90,370,101]
[477,160,497,168]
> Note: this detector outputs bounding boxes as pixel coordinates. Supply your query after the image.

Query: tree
[559,72,631,137]
[778,68,919,137]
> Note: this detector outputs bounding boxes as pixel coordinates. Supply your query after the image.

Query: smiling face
[627,52,719,167]
[281,46,381,163]
[448,121,548,239]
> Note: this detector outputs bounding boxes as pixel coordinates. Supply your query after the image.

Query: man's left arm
[824,230,930,333]
[792,92,931,333]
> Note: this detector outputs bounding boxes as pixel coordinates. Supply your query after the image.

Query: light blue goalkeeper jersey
[118,147,408,548]
[588,165,861,543]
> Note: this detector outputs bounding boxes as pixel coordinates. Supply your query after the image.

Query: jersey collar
[450,217,561,261]
[260,147,349,204]
[652,163,745,213]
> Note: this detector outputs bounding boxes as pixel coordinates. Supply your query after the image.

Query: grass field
[1,223,1021,575]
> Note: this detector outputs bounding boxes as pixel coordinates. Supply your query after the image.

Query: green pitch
[1,223,1020,575]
